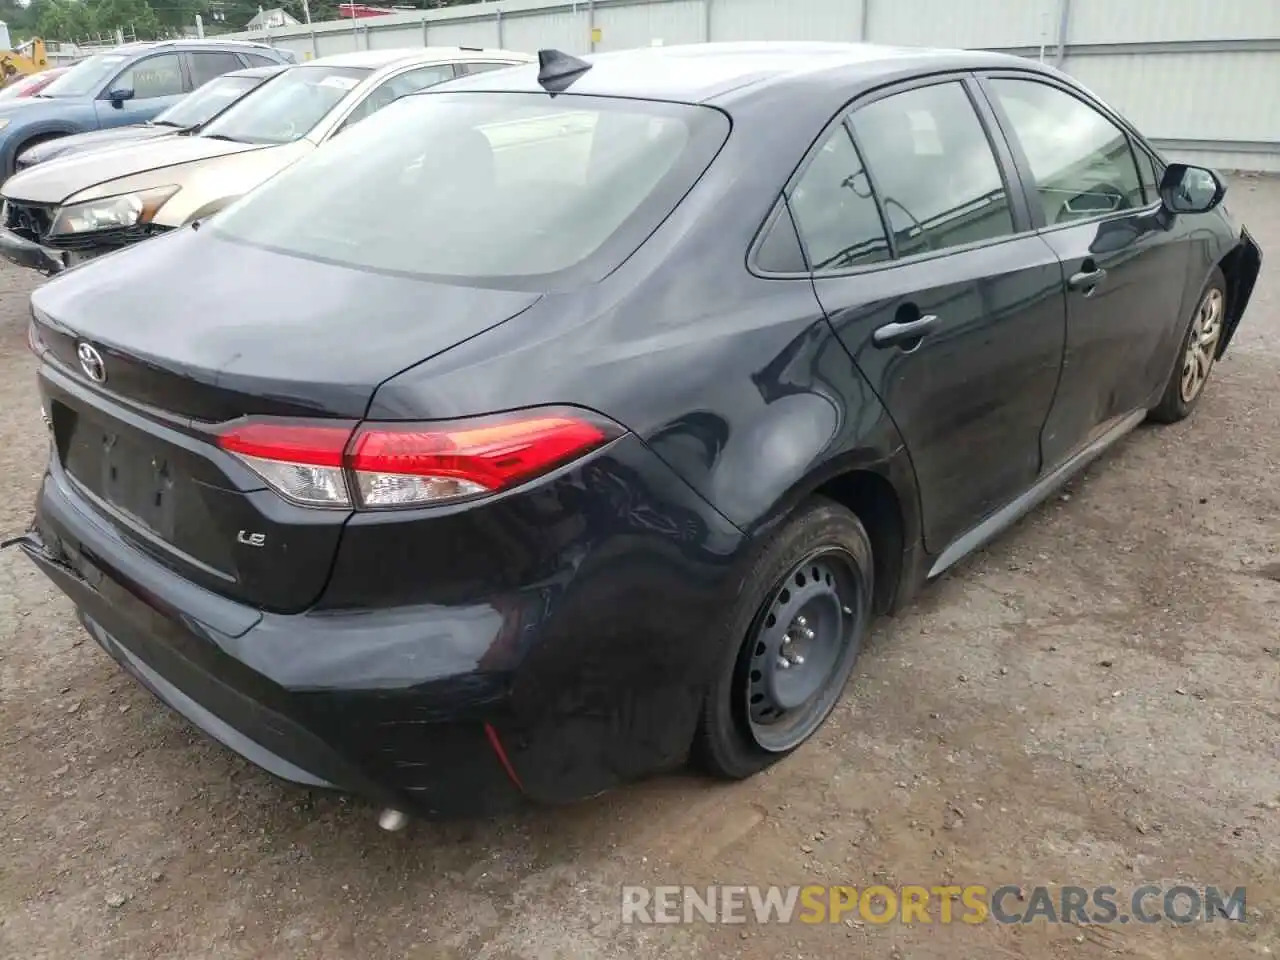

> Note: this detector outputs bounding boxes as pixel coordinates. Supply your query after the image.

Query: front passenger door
[980,75,1191,468]
[800,78,1067,556]
[94,52,187,128]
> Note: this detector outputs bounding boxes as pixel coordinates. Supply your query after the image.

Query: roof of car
[437,41,1035,104]
[307,47,534,70]
[110,38,281,54]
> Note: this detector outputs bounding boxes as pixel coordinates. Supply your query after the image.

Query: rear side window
[189,51,246,87]
[212,92,730,288]
[988,78,1145,225]
[850,81,1014,257]
[785,125,889,271]
[460,62,515,75]
[754,200,808,273]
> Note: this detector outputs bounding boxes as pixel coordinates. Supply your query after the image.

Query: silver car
[0,47,534,275]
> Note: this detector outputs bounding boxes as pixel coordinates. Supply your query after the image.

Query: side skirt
[926,409,1148,580]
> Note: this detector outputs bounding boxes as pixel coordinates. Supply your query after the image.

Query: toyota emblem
[77,342,106,383]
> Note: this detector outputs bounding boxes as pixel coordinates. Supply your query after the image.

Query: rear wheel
[695,499,873,780]
[1148,268,1227,424]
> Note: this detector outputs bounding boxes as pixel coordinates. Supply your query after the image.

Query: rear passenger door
[978,73,1191,467]
[798,77,1066,554]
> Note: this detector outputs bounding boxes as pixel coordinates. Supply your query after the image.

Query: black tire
[694,498,873,780]
[1148,267,1227,424]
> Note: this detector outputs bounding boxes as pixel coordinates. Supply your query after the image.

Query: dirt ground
[1,175,1277,960]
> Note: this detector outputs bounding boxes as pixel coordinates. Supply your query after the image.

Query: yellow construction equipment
[0,39,49,84]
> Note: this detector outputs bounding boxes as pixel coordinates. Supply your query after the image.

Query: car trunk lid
[31,229,542,612]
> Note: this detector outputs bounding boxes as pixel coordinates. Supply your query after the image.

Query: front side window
[109,53,185,99]
[211,92,729,287]
[851,81,1014,257]
[335,63,457,133]
[153,74,259,129]
[989,78,1145,226]
[785,125,889,271]
[199,65,370,145]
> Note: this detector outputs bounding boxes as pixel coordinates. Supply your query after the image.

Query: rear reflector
[216,408,622,509]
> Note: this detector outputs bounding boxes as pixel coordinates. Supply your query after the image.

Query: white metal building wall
[223,0,1280,172]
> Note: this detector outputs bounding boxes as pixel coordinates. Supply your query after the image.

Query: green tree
[36,0,96,40]
[91,0,162,37]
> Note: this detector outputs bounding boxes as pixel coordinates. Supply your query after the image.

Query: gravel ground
[1,175,1278,960]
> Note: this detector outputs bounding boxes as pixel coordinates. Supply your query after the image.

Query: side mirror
[1159,163,1225,215]
[107,87,135,107]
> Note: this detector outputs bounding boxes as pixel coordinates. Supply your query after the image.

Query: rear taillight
[216,408,622,510]
[217,420,355,508]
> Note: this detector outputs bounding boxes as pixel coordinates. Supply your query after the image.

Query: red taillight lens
[349,414,614,507]
[215,409,622,510]
[218,419,357,507]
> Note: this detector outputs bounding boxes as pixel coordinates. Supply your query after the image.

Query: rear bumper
[0,225,65,275]
[16,433,746,817]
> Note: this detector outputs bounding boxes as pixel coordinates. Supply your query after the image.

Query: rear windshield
[154,74,261,128]
[210,92,729,288]
[199,65,370,145]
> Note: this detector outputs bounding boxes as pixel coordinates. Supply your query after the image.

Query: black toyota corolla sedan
[9,43,1261,822]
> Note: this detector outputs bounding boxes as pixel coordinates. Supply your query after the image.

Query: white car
[0,47,535,274]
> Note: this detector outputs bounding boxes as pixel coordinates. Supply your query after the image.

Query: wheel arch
[5,123,81,175]
[1215,233,1262,357]
[814,468,909,616]
[745,447,923,617]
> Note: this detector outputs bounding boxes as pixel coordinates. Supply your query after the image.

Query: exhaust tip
[378,808,410,832]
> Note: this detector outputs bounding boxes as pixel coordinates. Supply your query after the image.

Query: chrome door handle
[1068,267,1107,290]
[873,313,938,348]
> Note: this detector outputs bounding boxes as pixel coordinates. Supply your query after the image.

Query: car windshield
[211,92,729,287]
[153,74,262,128]
[0,74,40,100]
[198,65,370,145]
[38,52,131,98]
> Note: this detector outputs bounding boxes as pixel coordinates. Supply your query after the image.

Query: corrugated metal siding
[1066,0,1280,45]
[867,0,1056,49]
[314,31,359,57]
[592,0,707,51]
[422,19,492,47]
[1163,149,1280,175]
[709,0,863,43]
[1066,51,1280,144]
[369,24,430,50]
[503,9,591,55]
[223,0,1279,171]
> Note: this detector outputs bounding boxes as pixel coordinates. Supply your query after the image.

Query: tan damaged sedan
[0,46,533,275]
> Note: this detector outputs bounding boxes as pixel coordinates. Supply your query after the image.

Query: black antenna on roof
[536,49,592,95]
